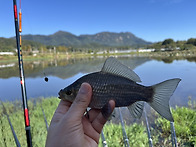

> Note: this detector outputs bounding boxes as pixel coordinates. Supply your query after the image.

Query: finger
[67,83,92,120]
[82,117,100,144]
[50,100,72,124]
[101,100,115,120]
[84,109,100,122]
[92,100,115,134]
[56,99,72,114]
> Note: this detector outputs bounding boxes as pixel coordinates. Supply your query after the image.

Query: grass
[0,97,195,147]
[0,98,60,147]
[100,123,148,147]
[155,99,196,147]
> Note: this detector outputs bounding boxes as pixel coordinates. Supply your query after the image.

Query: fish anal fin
[127,101,144,118]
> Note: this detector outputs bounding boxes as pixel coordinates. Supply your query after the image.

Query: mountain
[21,31,151,47]
[79,32,151,46]
[0,37,43,52]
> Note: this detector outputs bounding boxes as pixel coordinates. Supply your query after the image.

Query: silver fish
[58,57,181,122]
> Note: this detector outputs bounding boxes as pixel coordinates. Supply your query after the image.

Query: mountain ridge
[21,31,151,47]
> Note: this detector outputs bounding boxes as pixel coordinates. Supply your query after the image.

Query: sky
[1,0,196,42]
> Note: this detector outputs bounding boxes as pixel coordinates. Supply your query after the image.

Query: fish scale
[76,72,150,108]
[59,57,181,122]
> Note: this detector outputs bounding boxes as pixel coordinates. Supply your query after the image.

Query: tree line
[147,38,196,51]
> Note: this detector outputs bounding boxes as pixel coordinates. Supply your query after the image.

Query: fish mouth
[58,89,64,99]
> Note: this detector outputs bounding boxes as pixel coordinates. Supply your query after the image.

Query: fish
[58,57,181,122]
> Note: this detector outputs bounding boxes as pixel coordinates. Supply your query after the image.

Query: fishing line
[170,122,178,147]
[44,72,49,82]
[101,131,108,147]
[0,100,21,147]
[144,106,153,147]
[41,100,49,131]
[118,108,130,147]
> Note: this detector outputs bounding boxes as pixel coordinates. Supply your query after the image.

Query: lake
[0,56,196,108]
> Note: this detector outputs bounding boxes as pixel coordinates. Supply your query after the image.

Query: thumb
[67,83,92,120]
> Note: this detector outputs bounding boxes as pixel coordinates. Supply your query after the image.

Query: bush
[0,97,195,146]
[156,106,196,146]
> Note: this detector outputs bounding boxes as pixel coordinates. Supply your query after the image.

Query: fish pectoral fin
[101,57,142,82]
[127,101,144,118]
[149,78,181,122]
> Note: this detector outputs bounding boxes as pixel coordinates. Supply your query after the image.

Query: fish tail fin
[148,78,181,122]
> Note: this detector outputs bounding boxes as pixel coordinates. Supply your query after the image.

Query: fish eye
[66,90,72,95]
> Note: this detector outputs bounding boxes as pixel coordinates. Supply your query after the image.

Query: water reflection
[0,56,150,79]
[0,56,196,108]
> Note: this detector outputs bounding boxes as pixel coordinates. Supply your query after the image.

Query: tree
[183,44,195,50]
[187,38,196,46]
[162,39,174,45]
[56,46,68,52]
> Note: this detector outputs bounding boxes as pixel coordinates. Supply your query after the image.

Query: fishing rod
[0,100,21,147]
[170,122,178,147]
[144,107,153,147]
[118,108,130,147]
[101,130,108,147]
[13,0,32,146]
[41,100,49,131]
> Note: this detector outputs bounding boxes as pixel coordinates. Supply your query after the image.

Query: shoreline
[1,50,196,63]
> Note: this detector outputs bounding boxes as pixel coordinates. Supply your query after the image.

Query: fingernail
[79,83,89,94]
[101,102,112,119]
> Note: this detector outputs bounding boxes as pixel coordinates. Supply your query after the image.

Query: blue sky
[1,0,196,42]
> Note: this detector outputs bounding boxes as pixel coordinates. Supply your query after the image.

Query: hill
[21,31,151,47]
[0,37,44,52]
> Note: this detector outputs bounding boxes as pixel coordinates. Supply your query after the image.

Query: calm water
[0,56,196,107]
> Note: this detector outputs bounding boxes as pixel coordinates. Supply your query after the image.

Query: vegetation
[155,98,196,146]
[148,38,196,51]
[1,35,196,64]
[0,98,59,146]
[0,97,195,146]
[100,123,148,147]
[0,37,43,52]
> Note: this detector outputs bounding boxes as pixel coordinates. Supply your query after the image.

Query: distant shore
[1,49,196,63]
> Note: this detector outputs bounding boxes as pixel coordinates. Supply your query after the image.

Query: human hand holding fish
[47,57,180,146]
[46,83,115,147]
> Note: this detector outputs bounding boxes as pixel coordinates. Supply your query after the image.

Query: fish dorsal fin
[101,57,141,82]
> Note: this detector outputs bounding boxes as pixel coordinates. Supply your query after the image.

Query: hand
[46,83,115,147]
